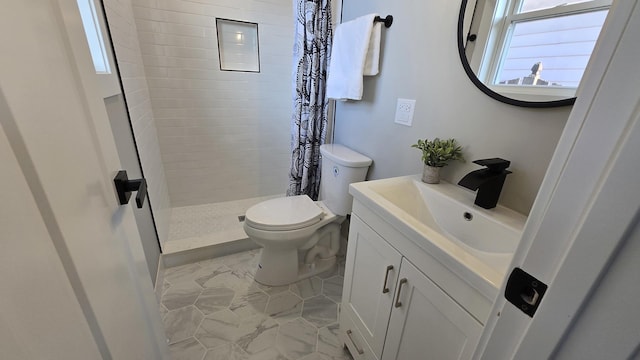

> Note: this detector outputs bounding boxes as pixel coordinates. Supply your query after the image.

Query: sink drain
[463,212,473,221]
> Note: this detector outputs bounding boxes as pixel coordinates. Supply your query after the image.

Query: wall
[334,0,571,215]
[131,0,293,207]
[104,0,172,246]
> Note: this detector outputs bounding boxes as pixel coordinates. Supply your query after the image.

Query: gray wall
[334,0,571,215]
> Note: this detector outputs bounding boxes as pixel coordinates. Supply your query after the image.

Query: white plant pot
[422,165,441,184]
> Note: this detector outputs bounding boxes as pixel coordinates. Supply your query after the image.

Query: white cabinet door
[382,258,483,360]
[341,215,402,358]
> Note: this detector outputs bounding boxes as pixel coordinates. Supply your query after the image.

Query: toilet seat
[245,195,325,231]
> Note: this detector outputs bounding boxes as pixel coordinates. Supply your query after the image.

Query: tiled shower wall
[104,0,172,246]
[131,0,294,207]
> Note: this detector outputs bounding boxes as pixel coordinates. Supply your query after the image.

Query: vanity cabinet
[340,213,483,360]
[382,258,483,360]
[341,214,402,358]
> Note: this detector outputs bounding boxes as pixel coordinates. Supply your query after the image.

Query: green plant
[411,138,464,167]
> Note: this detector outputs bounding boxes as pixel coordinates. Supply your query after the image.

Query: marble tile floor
[159,248,353,360]
[164,196,281,254]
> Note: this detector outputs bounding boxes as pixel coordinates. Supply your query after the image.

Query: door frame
[98,0,164,283]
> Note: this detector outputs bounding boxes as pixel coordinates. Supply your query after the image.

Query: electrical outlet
[394,98,416,126]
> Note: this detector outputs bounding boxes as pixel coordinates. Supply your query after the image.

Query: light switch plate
[394,98,416,126]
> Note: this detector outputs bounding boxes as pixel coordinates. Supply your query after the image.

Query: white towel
[326,14,382,101]
[364,21,381,76]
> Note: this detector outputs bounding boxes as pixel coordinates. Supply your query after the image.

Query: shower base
[162,195,280,267]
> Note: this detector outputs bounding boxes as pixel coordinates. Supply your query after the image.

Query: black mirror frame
[457,0,576,108]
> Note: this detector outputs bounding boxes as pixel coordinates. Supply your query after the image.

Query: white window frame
[478,0,611,100]
[76,0,120,98]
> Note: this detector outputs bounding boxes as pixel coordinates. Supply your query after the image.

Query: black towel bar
[374,15,393,28]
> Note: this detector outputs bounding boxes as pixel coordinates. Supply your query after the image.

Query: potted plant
[411,138,464,184]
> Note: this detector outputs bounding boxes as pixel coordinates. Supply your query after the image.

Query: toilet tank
[319,144,372,216]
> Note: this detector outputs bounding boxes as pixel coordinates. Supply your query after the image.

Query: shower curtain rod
[374,15,393,28]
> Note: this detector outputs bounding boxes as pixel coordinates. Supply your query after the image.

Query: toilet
[244,144,372,286]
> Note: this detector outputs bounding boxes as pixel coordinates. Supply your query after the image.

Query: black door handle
[504,267,548,317]
[114,170,147,208]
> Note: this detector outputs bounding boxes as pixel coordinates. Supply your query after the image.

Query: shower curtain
[287,0,332,199]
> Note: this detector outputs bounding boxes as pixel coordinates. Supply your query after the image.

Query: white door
[0,1,168,358]
[382,258,482,360]
[475,1,640,358]
[342,215,403,358]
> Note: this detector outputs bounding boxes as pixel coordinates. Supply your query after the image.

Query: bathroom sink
[349,175,527,291]
[365,176,523,253]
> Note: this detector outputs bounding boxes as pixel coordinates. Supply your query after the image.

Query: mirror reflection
[460,0,611,105]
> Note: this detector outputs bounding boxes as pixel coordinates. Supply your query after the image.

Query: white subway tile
[131,0,293,205]
[132,0,158,9]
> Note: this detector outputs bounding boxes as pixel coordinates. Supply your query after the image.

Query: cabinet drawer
[340,309,378,360]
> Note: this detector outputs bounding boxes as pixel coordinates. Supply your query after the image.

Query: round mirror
[458,0,610,108]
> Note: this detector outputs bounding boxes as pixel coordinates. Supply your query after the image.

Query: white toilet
[244,144,372,286]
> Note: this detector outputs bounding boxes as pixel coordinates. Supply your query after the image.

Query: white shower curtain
[287,0,332,200]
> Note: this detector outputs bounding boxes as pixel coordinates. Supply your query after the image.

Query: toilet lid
[245,195,325,231]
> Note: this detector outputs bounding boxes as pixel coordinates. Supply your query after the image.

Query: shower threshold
[162,195,280,266]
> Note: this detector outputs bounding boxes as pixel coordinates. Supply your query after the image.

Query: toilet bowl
[244,197,341,285]
[243,144,372,286]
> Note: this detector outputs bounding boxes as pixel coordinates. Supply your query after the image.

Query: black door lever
[114,170,147,208]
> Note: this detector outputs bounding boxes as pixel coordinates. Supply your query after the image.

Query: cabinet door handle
[346,329,365,355]
[395,278,408,308]
[382,265,394,294]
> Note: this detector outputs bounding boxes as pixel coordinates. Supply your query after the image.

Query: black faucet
[458,158,512,209]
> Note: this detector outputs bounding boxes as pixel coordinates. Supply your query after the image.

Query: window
[76,0,119,97]
[481,0,610,94]
[216,19,260,73]
[77,0,111,74]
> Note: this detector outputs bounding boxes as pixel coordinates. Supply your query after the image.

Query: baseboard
[154,255,166,303]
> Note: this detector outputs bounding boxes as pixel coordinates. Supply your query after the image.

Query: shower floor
[164,195,281,255]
